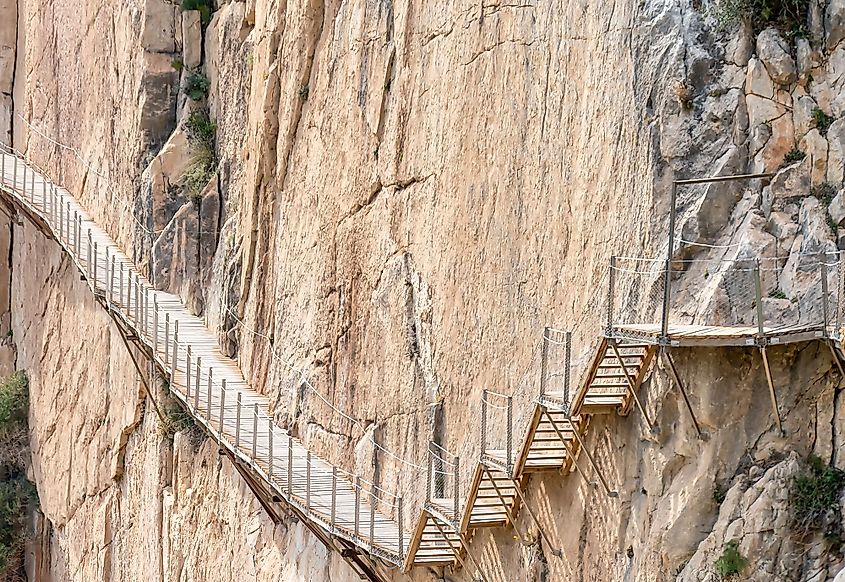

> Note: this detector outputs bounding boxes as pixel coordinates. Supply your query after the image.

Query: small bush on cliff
[183,111,217,200]
[183,71,211,101]
[791,455,845,538]
[714,541,747,578]
[783,147,805,164]
[812,107,834,137]
[0,372,28,429]
[713,0,809,37]
[181,0,214,25]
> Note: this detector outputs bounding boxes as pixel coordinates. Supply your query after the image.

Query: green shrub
[813,107,834,137]
[184,111,216,149]
[791,455,845,536]
[183,111,217,199]
[713,0,809,36]
[0,372,28,429]
[783,148,805,164]
[183,71,211,101]
[171,58,184,72]
[713,483,727,505]
[181,0,215,25]
[714,541,747,578]
[768,289,788,300]
[812,182,838,206]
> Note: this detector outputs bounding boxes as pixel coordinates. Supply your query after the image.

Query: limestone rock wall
[6,0,845,581]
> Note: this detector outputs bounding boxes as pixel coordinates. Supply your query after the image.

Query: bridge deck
[0,147,407,567]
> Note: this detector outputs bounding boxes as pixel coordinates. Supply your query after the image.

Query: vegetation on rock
[783,147,805,164]
[713,541,747,578]
[184,111,217,200]
[813,107,834,137]
[183,71,210,101]
[180,0,215,25]
[791,455,845,538]
[712,0,809,36]
[0,372,37,579]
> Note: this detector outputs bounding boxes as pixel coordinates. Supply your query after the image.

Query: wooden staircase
[571,338,656,415]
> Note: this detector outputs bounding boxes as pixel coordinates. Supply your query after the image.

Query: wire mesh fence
[609,252,844,340]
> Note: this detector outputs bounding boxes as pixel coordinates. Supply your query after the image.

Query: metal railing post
[164,313,170,366]
[453,455,460,522]
[268,418,273,479]
[480,390,487,456]
[92,242,98,289]
[369,491,375,547]
[306,451,312,513]
[564,330,572,407]
[839,250,845,337]
[170,322,179,387]
[185,347,192,401]
[287,435,293,496]
[398,496,404,561]
[354,477,360,538]
[219,381,226,449]
[822,259,831,337]
[195,357,202,409]
[109,255,115,305]
[65,202,70,244]
[235,392,242,448]
[206,367,213,418]
[607,255,616,333]
[661,258,671,340]
[425,443,432,503]
[506,395,513,475]
[153,297,159,353]
[86,230,92,279]
[251,403,258,459]
[539,326,549,397]
[119,263,125,308]
[754,259,765,340]
[331,467,337,530]
[21,164,26,198]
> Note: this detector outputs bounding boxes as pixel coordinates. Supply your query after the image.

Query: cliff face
[4,0,845,580]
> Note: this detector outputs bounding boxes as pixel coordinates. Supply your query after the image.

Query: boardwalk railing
[609,254,842,344]
[0,142,408,568]
[425,442,461,525]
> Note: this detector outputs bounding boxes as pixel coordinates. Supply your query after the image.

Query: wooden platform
[612,323,825,347]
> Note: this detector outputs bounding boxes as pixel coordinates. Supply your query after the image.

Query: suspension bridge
[0,141,840,580]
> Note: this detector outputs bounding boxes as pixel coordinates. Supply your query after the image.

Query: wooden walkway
[1,141,837,580]
[0,145,407,575]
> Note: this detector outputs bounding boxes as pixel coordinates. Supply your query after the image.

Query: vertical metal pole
[11,152,16,191]
[306,451,311,513]
[92,242,98,289]
[838,250,845,336]
[453,455,460,522]
[425,443,432,503]
[354,477,360,538]
[564,331,572,407]
[398,496,404,561]
[119,263,125,308]
[331,467,337,530]
[822,259,830,337]
[164,313,170,366]
[170,321,179,386]
[608,255,616,333]
[235,392,242,448]
[539,326,549,397]
[251,403,258,459]
[30,166,34,202]
[219,381,227,449]
[87,230,92,279]
[662,181,678,340]
[268,418,274,479]
[153,298,159,354]
[109,255,115,304]
[506,396,513,475]
[195,357,202,410]
[754,259,765,339]
[480,389,487,456]
[287,435,293,496]
[21,164,26,199]
[185,347,192,401]
[1,147,5,180]
[65,202,70,244]
[206,367,213,418]
[369,491,375,547]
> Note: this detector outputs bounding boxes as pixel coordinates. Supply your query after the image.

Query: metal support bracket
[660,347,704,439]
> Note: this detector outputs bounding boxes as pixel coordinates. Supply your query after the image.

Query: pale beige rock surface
[5,0,845,581]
